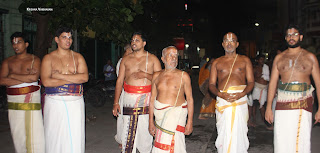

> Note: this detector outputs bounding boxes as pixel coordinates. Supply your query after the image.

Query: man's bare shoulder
[152,70,164,82]
[42,50,57,61]
[238,54,251,62]
[145,52,160,62]
[303,48,317,59]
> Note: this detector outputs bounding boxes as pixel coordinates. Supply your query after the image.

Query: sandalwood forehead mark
[227,33,233,41]
[13,37,18,44]
[65,33,72,39]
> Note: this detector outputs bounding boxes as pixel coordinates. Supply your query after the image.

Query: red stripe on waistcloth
[154,125,185,152]
[155,105,188,110]
[176,125,185,133]
[123,82,151,93]
[7,85,40,95]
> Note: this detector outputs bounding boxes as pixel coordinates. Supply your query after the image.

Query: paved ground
[0,73,320,153]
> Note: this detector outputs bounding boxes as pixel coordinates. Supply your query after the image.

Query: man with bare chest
[265,24,320,153]
[249,55,271,128]
[148,46,193,153]
[41,27,88,153]
[112,31,161,153]
[209,32,254,153]
[0,32,44,153]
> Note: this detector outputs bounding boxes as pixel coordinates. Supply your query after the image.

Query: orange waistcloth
[7,85,40,95]
[123,82,151,93]
[198,63,210,86]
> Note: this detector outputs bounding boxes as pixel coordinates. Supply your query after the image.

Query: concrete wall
[0,0,23,58]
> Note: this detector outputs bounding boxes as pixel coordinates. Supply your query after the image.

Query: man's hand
[112,104,120,117]
[265,108,274,124]
[131,70,147,80]
[27,68,37,75]
[149,122,156,136]
[314,110,320,125]
[184,122,193,135]
[219,92,244,102]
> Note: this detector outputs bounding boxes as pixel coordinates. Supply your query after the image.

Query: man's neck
[133,49,146,56]
[164,68,177,72]
[287,46,302,53]
[225,51,237,57]
[15,51,28,59]
[57,48,71,56]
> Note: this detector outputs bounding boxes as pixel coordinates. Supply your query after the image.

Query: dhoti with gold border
[274,81,314,153]
[7,82,45,153]
[215,85,249,153]
[121,82,153,153]
[44,84,85,153]
[152,100,188,153]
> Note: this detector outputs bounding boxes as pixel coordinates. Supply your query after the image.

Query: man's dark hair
[10,32,28,43]
[132,31,147,42]
[285,24,303,35]
[255,54,265,60]
[55,27,73,37]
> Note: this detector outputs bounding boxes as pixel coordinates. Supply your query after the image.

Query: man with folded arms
[0,32,44,153]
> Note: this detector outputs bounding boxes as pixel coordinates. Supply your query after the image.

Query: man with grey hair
[149,46,194,152]
[209,32,254,153]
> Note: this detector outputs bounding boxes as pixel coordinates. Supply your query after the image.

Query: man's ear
[300,35,303,41]
[54,37,59,44]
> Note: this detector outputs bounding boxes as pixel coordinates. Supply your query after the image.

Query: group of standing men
[1,23,320,153]
[113,24,320,153]
[112,32,194,153]
[0,27,88,153]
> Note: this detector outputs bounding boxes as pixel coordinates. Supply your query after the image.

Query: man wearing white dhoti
[113,31,161,153]
[265,24,320,153]
[115,44,133,147]
[249,55,271,128]
[41,27,89,153]
[0,32,44,153]
[149,46,194,153]
[209,32,254,153]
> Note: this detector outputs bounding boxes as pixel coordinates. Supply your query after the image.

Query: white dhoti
[152,100,188,153]
[44,89,85,153]
[121,82,153,153]
[7,82,45,153]
[115,88,124,144]
[215,85,249,153]
[251,82,268,108]
[274,81,314,153]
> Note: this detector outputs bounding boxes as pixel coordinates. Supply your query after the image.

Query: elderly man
[265,24,320,153]
[209,32,254,153]
[149,46,194,153]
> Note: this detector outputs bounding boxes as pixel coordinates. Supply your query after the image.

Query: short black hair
[132,31,147,42]
[255,54,265,60]
[285,24,303,35]
[10,32,28,43]
[55,27,73,37]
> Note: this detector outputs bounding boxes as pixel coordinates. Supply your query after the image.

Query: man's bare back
[153,69,187,106]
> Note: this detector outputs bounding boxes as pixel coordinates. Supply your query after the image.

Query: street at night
[1,73,320,153]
